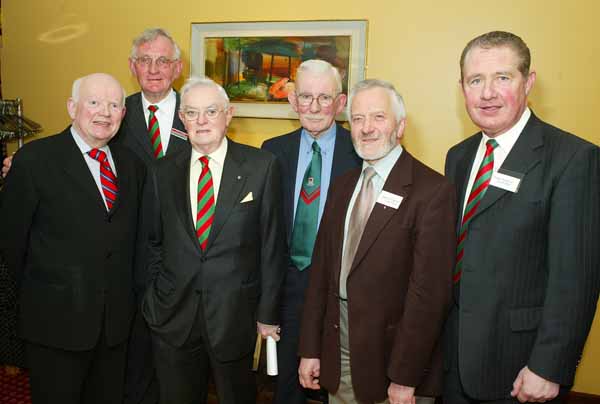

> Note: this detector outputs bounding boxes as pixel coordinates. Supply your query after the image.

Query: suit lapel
[165,92,190,157]
[349,151,413,276]
[282,129,301,241]
[454,136,481,223]
[173,150,202,253]
[205,139,247,251]
[60,130,110,212]
[331,124,359,179]
[126,93,155,161]
[472,114,543,219]
[108,146,130,214]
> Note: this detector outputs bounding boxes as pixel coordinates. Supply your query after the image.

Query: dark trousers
[26,333,127,404]
[274,266,312,404]
[124,307,159,404]
[152,299,256,404]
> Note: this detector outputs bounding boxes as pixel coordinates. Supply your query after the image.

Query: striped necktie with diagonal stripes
[147,105,165,159]
[454,138,499,283]
[196,156,215,251]
[88,148,118,210]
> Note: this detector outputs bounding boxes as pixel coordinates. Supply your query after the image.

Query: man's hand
[388,383,416,404]
[511,366,559,403]
[257,321,280,342]
[2,155,13,178]
[298,357,321,390]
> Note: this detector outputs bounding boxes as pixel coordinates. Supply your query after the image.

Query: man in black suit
[115,28,189,404]
[141,77,286,404]
[261,59,361,404]
[0,73,145,404]
[444,31,600,404]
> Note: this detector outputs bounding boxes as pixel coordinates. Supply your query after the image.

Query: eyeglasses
[181,107,226,122]
[296,93,338,107]
[134,56,177,69]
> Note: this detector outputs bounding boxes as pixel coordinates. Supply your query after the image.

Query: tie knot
[88,148,108,163]
[148,105,159,113]
[199,156,209,168]
[486,139,499,151]
[311,141,321,154]
[363,166,376,182]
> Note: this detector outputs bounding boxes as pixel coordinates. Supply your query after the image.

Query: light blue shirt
[292,124,337,226]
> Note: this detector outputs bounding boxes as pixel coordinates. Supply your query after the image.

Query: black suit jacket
[261,124,361,244]
[444,112,600,399]
[113,91,190,295]
[0,128,145,351]
[141,139,286,362]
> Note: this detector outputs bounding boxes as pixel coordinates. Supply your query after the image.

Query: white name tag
[376,190,403,209]
[490,170,522,193]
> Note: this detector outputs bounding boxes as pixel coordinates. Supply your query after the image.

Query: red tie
[88,148,118,210]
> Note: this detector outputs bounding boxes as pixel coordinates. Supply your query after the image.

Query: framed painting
[190,20,368,119]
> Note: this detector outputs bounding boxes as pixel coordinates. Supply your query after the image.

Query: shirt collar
[300,123,337,155]
[70,126,110,155]
[191,136,228,168]
[141,88,175,110]
[362,144,403,181]
[482,107,531,152]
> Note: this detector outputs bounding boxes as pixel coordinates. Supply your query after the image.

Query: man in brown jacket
[298,79,456,404]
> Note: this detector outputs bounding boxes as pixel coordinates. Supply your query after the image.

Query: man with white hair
[0,73,145,404]
[298,79,456,404]
[141,77,286,404]
[261,59,361,404]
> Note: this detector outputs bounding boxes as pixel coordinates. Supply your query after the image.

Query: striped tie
[88,148,118,210]
[454,139,498,283]
[196,156,215,250]
[148,105,164,159]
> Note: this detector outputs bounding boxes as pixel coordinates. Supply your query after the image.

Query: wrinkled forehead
[295,70,337,94]
[182,85,226,109]
[136,36,176,57]
[79,76,124,103]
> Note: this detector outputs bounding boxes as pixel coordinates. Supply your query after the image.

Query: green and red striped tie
[148,105,164,159]
[454,139,498,283]
[196,156,215,251]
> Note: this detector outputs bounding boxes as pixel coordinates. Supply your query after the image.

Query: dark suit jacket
[444,112,600,399]
[298,150,457,402]
[114,91,189,167]
[261,124,362,243]
[113,91,190,296]
[0,128,145,351]
[141,139,286,362]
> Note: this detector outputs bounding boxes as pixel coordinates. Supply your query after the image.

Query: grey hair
[130,27,181,60]
[179,76,230,108]
[295,59,342,94]
[347,79,406,122]
[71,73,126,107]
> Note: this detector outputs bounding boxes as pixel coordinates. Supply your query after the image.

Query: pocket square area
[241,192,254,203]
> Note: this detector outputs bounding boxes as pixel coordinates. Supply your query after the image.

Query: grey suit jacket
[444,112,600,399]
[141,139,286,362]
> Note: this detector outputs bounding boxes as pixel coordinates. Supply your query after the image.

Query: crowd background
[1,0,599,395]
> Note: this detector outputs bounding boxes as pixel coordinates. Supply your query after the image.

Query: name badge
[376,190,403,209]
[490,169,523,193]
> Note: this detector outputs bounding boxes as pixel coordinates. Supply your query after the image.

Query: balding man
[0,73,145,404]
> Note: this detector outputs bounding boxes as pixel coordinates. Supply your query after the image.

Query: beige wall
[3,0,599,394]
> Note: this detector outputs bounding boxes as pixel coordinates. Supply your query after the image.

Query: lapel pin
[237,175,242,180]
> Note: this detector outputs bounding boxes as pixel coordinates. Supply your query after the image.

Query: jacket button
[201,256,207,262]
[333,324,339,329]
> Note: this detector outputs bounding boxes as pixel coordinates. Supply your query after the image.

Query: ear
[178,109,186,123]
[288,91,299,113]
[395,118,406,142]
[335,93,347,115]
[128,58,137,77]
[173,59,183,80]
[225,106,234,126]
[67,98,77,120]
[120,106,127,120]
[525,70,536,96]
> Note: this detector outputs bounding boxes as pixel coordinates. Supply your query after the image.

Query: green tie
[290,141,322,270]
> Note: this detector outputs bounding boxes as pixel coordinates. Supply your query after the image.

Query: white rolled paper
[266,335,278,376]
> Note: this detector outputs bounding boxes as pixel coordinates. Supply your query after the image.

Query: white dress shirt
[141,89,177,152]
[70,127,117,210]
[189,137,228,224]
[461,108,531,216]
